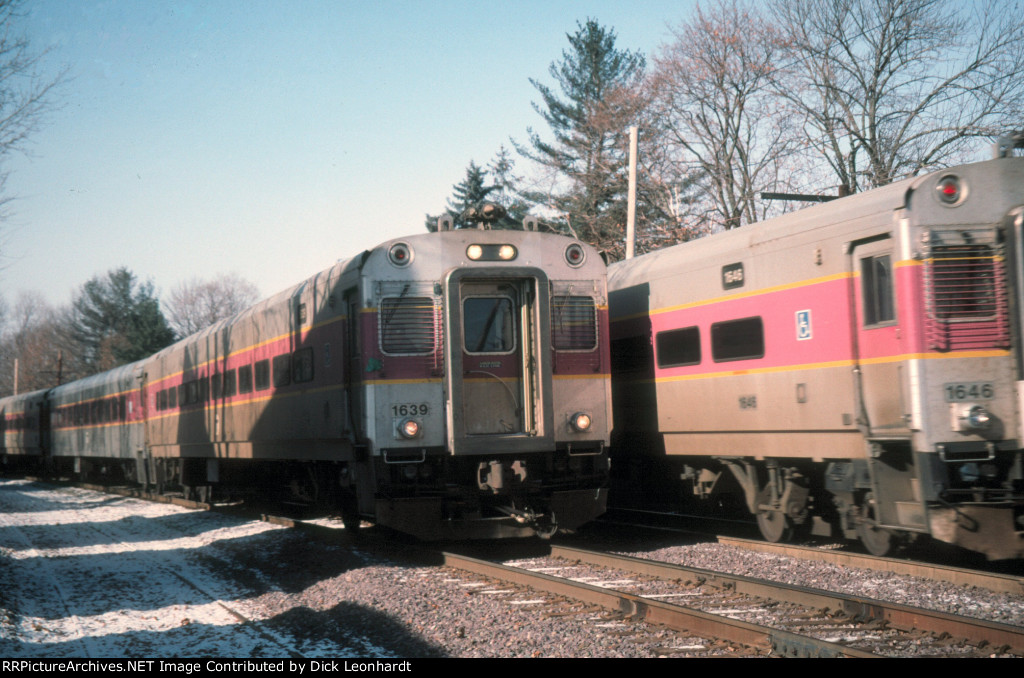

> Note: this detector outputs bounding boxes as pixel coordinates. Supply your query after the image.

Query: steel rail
[716,536,1024,596]
[441,550,880,658]
[550,545,1024,655]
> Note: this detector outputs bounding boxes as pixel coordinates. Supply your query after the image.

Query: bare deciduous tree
[164,273,260,339]
[0,0,65,228]
[649,0,802,231]
[772,0,1024,193]
[0,291,76,396]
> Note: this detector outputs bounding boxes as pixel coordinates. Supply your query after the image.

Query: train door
[135,365,153,488]
[850,234,911,436]
[445,270,553,455]
[38,396,50,463]
[849,234,922,538]
[343,287,364,441]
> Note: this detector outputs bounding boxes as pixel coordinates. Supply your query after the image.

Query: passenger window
[711,317,764,362]
[656,326,701,367]
[293,347,314,383]
[273,354,291,388]
[223,369,237,397]
[239,365,254,394]
[255,360,271,391]
[861,254,895,325]
[464,297,515,354]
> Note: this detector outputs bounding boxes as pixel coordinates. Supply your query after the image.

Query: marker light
[388,243,413,266]
[565,243,585,267]
[935,175,964,205]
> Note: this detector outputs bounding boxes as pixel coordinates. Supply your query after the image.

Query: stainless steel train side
[609,156,1024,559]
[1,227,612,540]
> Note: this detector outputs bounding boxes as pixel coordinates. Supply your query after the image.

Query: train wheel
[756,509,792,542]
[184,484,211,505]
[856,492,893,557]
[755,486,792,543]
[534,513,558,540]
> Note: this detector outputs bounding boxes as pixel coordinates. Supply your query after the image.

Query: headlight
[467,244,517,261]
[398,418,421,439]
[570,412,592,432]
[955,404,991,431]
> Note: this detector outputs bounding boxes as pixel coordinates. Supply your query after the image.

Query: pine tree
[518,19,647,257]
[425,161,500,230]
[68,268,175,373]
[488,145,530,227]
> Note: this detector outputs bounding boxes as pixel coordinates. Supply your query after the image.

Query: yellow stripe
[141,383,344,424]
[151,315,345,387]
[617,257,921,322]
[653,348,1009,383]
[646,271,851,318]
[365,378,442,385]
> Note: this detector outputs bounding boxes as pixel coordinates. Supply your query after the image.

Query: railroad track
[600,509,1024,595]
[35,479,1024,657]
[440,544,1024,657]
[714,536,1024,596]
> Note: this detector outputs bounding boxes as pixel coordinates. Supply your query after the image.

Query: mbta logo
[796,309,812,340]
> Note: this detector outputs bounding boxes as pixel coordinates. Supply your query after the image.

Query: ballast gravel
[0,480,1020,658]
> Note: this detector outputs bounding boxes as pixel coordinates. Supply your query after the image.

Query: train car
[609,153,1024,559]
[48,362,146,481]
[1,223,612,539]
[0,388,49,470]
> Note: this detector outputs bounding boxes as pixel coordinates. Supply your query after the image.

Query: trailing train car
[0,388,48,466]
[609,154,1024,559]
[0,224,612,539]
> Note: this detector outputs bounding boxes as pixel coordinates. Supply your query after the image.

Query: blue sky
[0,0,693,306]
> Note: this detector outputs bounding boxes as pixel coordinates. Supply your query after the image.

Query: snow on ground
[0,479,396,658]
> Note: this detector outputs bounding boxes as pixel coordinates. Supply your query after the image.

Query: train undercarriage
[612,444,1024,560]
[19,446,610,541]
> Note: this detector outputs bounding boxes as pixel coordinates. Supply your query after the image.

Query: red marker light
[936,175,962,205]
[388,243,412,266]
[565,243,585,267]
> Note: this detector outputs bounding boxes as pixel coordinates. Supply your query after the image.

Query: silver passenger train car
[1,225,612,539]
[609,153,1024,559]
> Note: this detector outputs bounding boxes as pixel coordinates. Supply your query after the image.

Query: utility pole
[625,126,638,259]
